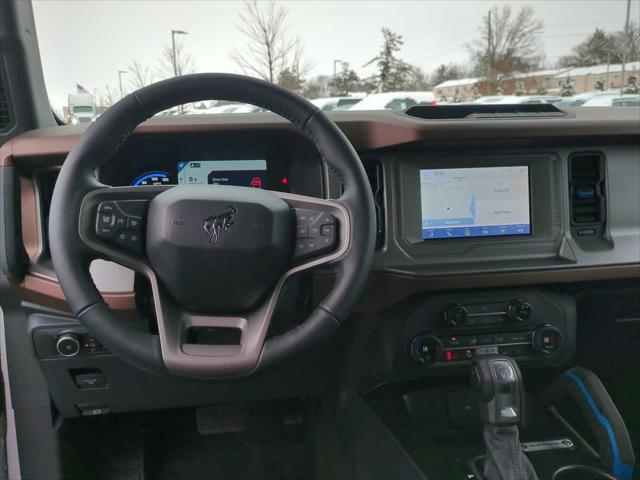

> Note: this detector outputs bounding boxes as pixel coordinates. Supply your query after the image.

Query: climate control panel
[398,289,575,374]
[441,299,532,329]
[411,324,563,366]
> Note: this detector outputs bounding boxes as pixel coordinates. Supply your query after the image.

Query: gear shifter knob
[471,355,524,426]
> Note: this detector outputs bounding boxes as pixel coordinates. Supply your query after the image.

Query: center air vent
[569,152,605,236]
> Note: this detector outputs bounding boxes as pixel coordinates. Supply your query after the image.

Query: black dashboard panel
[99,131,325,197]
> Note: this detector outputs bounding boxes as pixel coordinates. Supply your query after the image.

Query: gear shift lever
[471,355,524,426]
[471,356,538,480]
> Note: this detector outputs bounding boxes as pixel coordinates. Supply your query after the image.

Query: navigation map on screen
[420,166,531,240]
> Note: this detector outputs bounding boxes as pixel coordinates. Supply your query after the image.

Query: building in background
[434,63,640,102]
[553,62,640,93]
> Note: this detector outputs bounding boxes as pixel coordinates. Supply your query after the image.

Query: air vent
[34,169,60,260]
[569,152,605,230]
[405,103,565,120]
[0,70,11,131]
[364,159,385,249]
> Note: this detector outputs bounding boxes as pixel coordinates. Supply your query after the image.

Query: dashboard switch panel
[33,327,110,359]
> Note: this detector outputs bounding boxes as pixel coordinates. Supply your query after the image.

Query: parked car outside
[348,91,436,110]
[582,95,640,107]
[310,96,364,111]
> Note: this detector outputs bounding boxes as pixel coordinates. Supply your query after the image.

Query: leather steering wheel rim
[49,73,376,377]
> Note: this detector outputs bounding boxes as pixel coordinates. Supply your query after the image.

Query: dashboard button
[505,332,530,343]
[127,217,141,229]
[321,224,335,236]
[56,334,80,357]
[507,299,532,323]
[411,335,441,365]
[293,208,338,260]
[95,200,148,252]
[532,325,563,354]
[442,304,468,327]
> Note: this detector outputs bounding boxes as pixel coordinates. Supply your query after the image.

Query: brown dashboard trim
[315,264,640,312]
[19,274,136,313]
[20,176,40,261]
[20,263,639,314]
[2,108,640,167]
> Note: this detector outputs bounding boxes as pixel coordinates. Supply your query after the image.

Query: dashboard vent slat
[569,152,605,230]
[0,69,12,131]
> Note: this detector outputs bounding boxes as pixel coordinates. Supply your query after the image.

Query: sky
[32,0,640,114]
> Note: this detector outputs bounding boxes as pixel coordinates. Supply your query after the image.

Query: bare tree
[128,61,155,89]
[99,85,118,107]
[232,0,311,87]
[158,41,195,79]
[467,5,544,93]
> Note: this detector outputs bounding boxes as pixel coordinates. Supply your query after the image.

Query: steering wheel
[48,74,376,378]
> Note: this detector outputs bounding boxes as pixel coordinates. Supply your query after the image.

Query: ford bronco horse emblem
[203,206,238,245]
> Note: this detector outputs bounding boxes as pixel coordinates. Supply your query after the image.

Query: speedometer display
[131,171,172,186]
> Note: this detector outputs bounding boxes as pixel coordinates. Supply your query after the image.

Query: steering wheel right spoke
[78,185,172,272]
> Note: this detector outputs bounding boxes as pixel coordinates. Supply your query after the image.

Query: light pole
[333,59,344,84]
[620,0,631,96]
[118,70,127,99]
[171,29,188,113]
[333,59,345,95]
[171,29,189,77]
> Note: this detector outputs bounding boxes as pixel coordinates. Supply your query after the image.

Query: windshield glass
[32,0,640,122]
[72,106,94,114]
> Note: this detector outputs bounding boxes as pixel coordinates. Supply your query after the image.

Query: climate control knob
[531,325,563,354]
[56,334,81,357]
[442,304,469,328]
[411,335,441,365]
[506,299,532,323]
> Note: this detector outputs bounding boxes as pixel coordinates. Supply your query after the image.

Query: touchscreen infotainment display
[177,160,267,188]
[420,166,531,240]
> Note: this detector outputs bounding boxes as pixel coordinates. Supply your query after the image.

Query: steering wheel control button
[96,200,148,252]
[56,334,81,357]
[294,208,337,260]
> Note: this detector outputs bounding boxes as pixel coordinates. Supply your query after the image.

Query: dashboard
[2,108,639,419]
[2,109,639,313]
[99,131,325,197]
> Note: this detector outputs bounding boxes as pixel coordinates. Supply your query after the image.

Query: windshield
[72,106,94,114]
[32,0,640,123]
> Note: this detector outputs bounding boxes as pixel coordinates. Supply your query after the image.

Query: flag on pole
[76,84,89,94]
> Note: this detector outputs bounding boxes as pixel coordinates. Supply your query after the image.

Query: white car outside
[582,95,640,107]
[472,95,562,105]
[348,91,436,110]
[310,96,364,111]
